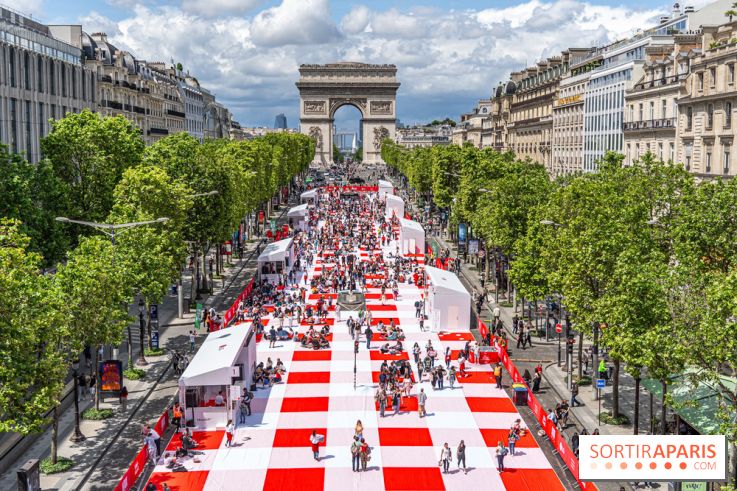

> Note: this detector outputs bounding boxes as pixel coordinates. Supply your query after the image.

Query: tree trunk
[660,379,668,434]
[146,305,152,351]
[577,331,584,379]
[612,358,620,418]
[50,404,60,464]
[634,376,641,435]
[94,348,101,410]
[127,324,133,368]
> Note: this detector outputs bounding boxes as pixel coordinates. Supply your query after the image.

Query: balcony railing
[100,75,112,83]
[148,127,169,136]
[102,100,123,110]
[632,73,688,91]
[133,106,146,115]
[623,118,676,131]
[167,109,185,118]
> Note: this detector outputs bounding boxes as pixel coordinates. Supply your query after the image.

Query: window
[725,145,731,174]
[658,142,663,160]
[650,101,655,120]
[9,47,16,87]
[49,62,55,95]
[669,142,674,162]
[61,67,67,97]
[706,147,712,172]
[23,52,30,90]
[38,103,44,138]
[686,106,693,129]
[37,58,43,93]
[25,101,31,156]
[9,98,18,153]
[710,67,716,87]
[707,104,714,128]
[730,64,735,84]
[639,103,644,121]
[662,99,667,119]
[698,72,704,91]
[726,102,733,129]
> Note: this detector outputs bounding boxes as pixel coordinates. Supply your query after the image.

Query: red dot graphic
[665,462,672,470]
[636,463,643,470]
[620,462,628,469]
[650,462,657,469]
[605,462,613,469]
[680,462,687,470]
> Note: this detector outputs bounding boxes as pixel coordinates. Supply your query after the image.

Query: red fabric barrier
[114,443,150,491]
[478,319,489,340]
[223,277,256,326]
[322,185,378,193]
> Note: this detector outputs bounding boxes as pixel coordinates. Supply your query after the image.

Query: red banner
[223,277,256,326]
[478,319,489,340]
[323,185,379,193]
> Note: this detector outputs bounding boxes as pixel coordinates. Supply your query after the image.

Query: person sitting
[387,330,398,341]
[276,327,290,340]
[319,335,330,349]
[380,343,391,354]
[389,341,403,355]
[320,324,330,336]
[214,391,225,406]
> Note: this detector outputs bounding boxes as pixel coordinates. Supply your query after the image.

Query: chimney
[660,15,670,24]
[672,2,681,18]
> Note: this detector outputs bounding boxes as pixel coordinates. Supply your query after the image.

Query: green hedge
[82,408,114,420]
[144,347,166,357]
[124,368,146,380]
[40,457,74,474]
[599,411,631,426]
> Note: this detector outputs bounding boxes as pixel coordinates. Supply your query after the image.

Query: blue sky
[5,0,695,130]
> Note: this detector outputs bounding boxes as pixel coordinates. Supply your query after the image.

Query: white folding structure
[288,204,309,232]
[424,266,471,332]
[178,326,257,428]
[399,217,425,255]
[300,189,318,204]
[257,237,295,284]
[378,179,394,198]
[385,193,405,219]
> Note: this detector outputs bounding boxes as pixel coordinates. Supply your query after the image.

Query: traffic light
[354,340,359,354]
[566,336,575,355]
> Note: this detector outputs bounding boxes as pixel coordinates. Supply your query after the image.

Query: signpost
[596,378,606,423]
[555,323,563,333]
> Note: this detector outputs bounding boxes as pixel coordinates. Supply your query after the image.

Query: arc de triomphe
[296,62,400,165]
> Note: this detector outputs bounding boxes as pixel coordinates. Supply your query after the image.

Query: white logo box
[579,434,727,481]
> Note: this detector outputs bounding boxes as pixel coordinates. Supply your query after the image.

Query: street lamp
[138,298,147,366]
[69,358,85,442]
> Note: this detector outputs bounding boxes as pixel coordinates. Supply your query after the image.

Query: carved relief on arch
[330,98,367,116]
[371,101,393,115]
[303,100,326,114]
[373,126,390,151]
[308,126,323,151]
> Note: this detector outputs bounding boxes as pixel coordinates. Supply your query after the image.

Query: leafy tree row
[383,139,737,483]
[0,110,314,465]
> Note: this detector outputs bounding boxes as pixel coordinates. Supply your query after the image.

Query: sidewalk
[0,199,295,491]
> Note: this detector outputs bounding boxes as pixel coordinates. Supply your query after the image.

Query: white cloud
[340,5,370,35]
[250,0,340,46]
[75,0,675,128]
[2,0,44,17]
[181,0,263,17]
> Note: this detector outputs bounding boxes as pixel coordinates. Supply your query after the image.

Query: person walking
[457,440,467,474]
[448,366,456,389]
[418,388,427,418]
[269,326,277,348]
[494,363,503,389]
[365,325,373,349]
[120,386,128,412]
[393,388,401,415]
[310,430,324,460]
[189,330,196,352]
[440,442,452,474]
[413,342,421,364]
[570,381,582,407]
[359,438,370,471]
[335,304,341,323]
[495,441,508,472]
[225,419,234,447]
[351,436,361,472]
[376,387,387,417]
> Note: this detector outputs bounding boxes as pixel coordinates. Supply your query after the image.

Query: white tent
[288,204,309,232]
[257,237,295,284]
[385,193,405,219]
[300,189,318,204]
[378,179,394,198]
[424,266,471,332]
[178,326,257,428]
[399,217,425,255]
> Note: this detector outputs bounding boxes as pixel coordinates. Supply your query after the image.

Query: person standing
[508,428,518,455]
[376,387,387,417]
[335,304,341,323]
[495,441,508,472]
[440,442,452,474]
[351,436,361,472]
[310,430,324,460]
[269,326,277,348]
[225,420,234,447]
[457,440,467,474]
[493,306,501,324]
[239,397,248,424]
[494,363,503,389]
[418,388,427,418]
[448,366,457,389]
[189,330,196,352]
[360,438,370,471]
[120,386,128,412]
[365,325,373,349]
[393,388,401,415]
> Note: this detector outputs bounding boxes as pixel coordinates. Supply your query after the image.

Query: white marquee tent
[399,217,425,255]
[178,326,256,428]
[257,237,295,284]
[300,189,318,204]
[288,204,309,232]
[378,179,394,198]
[385,193,405,219]
[424,266,471,332]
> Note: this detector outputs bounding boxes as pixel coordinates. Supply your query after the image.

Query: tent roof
[378,180,393,189]
[301,189,318,199]
[400,217,424,234]
[257,237,293,262]
[288,204,309,217]
[425,266,469,296]
[386,194,404,206]
[180,327,250,386]
[643,369,736,436]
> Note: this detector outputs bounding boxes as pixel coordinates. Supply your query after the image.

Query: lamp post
[353,340,359,391]
[138,298,147,366]
[69,359,85,442]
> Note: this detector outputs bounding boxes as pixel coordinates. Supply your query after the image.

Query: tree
[333,144,344,163]
[41,110,145,244]
[726,3,737,22]
[353,146,363,163]
[0,219,70,438]
[0,144,68,266]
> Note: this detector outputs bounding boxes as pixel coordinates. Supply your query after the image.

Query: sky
[2,0,709,131]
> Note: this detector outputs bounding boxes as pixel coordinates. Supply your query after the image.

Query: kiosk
[385,193,405,219]
[300,189,318,204]
[257,237,295,284]
[378,179,394,198]
[287,204,309,232]
[424,266,471,332]
[399,217,425,255]
[178,326,257,429]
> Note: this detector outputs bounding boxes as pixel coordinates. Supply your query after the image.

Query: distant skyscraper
[274,113,287,129]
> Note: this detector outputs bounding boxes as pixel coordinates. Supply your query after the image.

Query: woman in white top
[440,442,452,474]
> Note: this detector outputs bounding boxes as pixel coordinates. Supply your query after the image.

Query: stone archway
[296,62,400,166]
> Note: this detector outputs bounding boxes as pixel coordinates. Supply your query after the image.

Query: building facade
[0,11,95,162]
[677,21,737,177]
[396,124,452,148]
